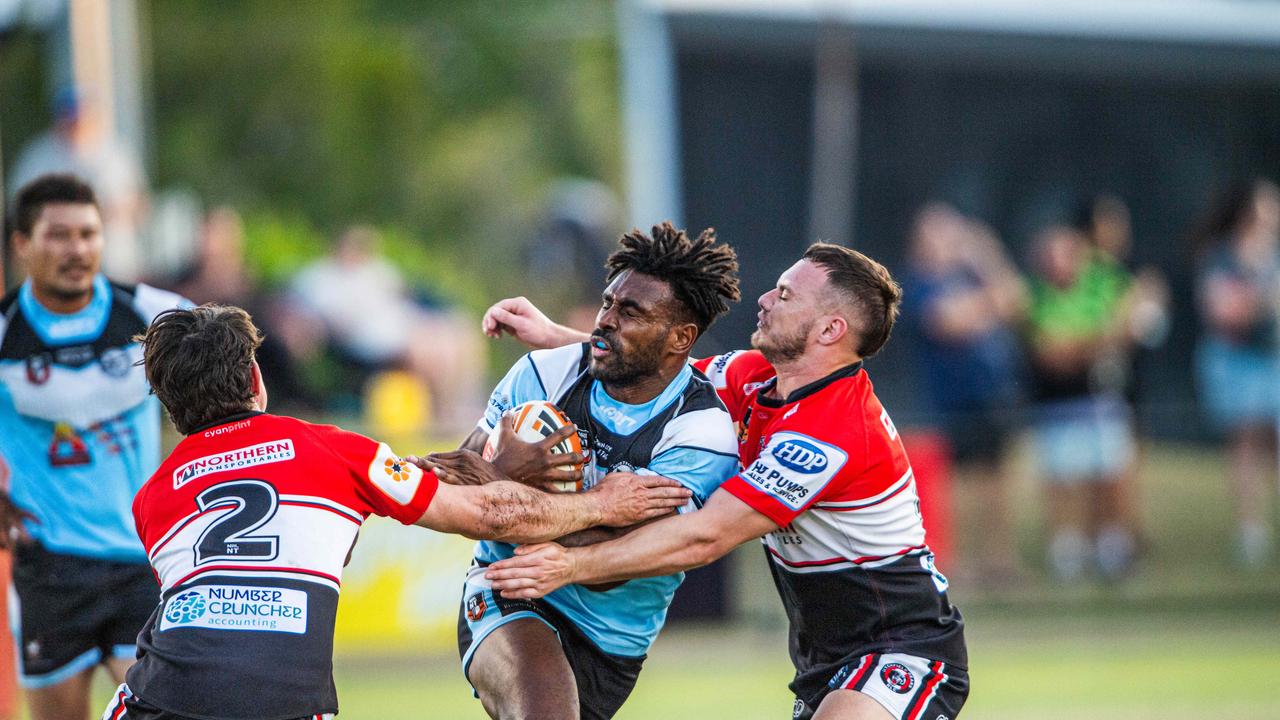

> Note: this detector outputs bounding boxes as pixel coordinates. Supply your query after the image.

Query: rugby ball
[482,400,584,493]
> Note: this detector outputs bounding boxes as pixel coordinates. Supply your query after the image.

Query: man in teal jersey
[445,222,741,720]
[0,174,189,719]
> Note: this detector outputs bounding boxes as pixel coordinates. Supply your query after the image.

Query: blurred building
[619,0,1280,438]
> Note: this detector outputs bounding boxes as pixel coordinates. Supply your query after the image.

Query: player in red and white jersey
[101,305,690,720]
[482,244,969,720]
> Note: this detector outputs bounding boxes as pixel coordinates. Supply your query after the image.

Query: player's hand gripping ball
[483,400,584,493]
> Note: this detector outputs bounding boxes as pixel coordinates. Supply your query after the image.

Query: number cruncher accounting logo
[164,591,208,624]
[772,439,829,474]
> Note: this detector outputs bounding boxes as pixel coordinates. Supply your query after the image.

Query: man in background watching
[0,174,189,719]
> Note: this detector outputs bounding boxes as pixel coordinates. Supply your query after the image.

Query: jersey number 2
[194,480,280,565]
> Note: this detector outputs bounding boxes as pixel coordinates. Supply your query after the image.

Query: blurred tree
[143,0,621,303]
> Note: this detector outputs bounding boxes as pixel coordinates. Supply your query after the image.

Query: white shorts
[795,652,969,720]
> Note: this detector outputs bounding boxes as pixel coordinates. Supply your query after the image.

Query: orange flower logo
[384,457,412,483]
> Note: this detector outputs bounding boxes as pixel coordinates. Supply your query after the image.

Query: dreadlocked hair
[605,220,741,335]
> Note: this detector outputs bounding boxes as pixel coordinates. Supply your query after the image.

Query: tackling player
[445,222,742,720]
[483,244,969,720]
[101,304,690,720]
[0,174,189,720]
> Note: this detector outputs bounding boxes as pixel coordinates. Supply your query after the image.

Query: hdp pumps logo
[772,438,828,474]
[165,590,208,624]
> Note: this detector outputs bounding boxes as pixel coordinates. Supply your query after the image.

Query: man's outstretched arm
[482,296,589,348]
[413,462,691,544]
[483,483,778,598]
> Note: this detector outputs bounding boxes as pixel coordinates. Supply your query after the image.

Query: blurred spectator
[7,87,147,281]
[1193,178,1280,569]
[525,179,621,333]
[1075,194,1171,560]
[1025,224,1137,581]
[168,207,317,413]
[902,202,1027,585]
[289,225,484,436]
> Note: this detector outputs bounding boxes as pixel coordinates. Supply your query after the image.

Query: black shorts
[458,564,645,720]
[102,684,334,720]
[12,543,156,687]
[792,652,969,720]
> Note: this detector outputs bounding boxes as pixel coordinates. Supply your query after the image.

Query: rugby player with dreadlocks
[443,221,742,720]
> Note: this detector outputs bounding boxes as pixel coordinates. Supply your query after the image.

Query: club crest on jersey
[772,438,829,474]
[466,593,487,621]
[25,352,51,385]
[880,663,915,694]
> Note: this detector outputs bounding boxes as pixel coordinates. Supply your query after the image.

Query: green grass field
[50,442,1280,718]
[74,599,1279,719]
[321,601,1280,719]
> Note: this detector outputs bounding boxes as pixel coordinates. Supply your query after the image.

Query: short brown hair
[138,305,264,435]
[803,243,902,358]
[12,173,99,235]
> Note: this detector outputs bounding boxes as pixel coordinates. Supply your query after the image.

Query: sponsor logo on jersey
[174,440,295,489]
[54,344,94,366]
[772,439,829,474]
[368,443,423,505]
[165,590,208,623]
[828,663,852,688]
[706,351,739,389]
[879,407,899,440]
[921,553,950,593]
[43,314,100,342]
[792,699,807,719]
[879,663,915,694]
[744,433,848,511]
[594,404,638,430]
[742,380,769,395]
[99,347,132,377]
[48,422,91,466]
[203,418,253,438]
[744,460,813,508]
[160,585,308,634]
[466,592,487,621]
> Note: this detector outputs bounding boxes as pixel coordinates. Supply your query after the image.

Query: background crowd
[5,79,1280,585]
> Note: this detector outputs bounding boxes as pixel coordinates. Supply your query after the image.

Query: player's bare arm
[484,482,778,598]
[481,295,589,348]
[413,459,690,543]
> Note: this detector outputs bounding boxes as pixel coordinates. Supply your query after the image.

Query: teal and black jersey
[0,275,190,563]
[475,343,739,656]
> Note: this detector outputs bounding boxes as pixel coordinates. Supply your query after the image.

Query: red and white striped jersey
[695,351,966,700]
[126,412,437,720]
